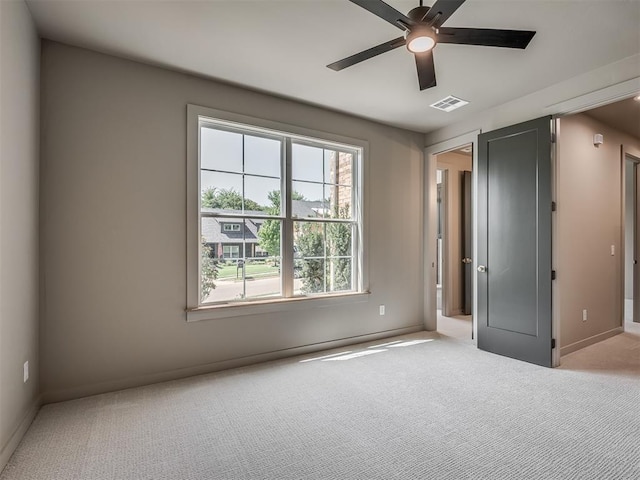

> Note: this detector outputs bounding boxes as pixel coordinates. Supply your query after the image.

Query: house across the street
[201,200,332,260]
[201,209,266,259]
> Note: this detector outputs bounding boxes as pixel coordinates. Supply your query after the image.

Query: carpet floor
[2,328,639,480]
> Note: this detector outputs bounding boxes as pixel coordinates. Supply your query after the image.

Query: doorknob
[477,265,487,273]
[462,257,473,264]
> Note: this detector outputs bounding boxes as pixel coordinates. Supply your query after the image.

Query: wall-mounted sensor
[593,134,604,147]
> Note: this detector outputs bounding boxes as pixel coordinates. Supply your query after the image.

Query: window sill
[186,291,371,322]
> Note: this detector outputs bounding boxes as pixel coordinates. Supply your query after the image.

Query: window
[223,223,241,232]
[187,106,364,310]
[223,245,240,258]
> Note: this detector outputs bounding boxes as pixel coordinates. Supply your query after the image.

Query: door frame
[624,150,640,328]
[423,79,638,363]
[424,130,479,340]
[437,168,451,316]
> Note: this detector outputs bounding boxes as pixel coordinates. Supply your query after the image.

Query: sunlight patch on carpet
[322,350,387,361]
[299,351,354,363]
[388,339,434,348]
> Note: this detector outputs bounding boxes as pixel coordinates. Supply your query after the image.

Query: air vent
[430,96,469,112]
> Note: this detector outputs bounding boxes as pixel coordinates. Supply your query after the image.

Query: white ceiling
[25,0,640,133]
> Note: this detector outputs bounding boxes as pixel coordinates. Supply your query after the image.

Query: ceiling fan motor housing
[407,6,431,22]
[405,6,437,53]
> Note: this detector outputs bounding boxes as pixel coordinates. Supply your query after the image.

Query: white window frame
[222,223,241,232]
[222,245,240,258]
[186,104,369,321]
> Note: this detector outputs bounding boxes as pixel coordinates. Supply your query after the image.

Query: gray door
[477,116,553,367]
[634,162,640,323]
[462,170,473,316]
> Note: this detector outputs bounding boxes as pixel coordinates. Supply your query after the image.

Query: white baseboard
[0,396,41,474]
[43,325,424,404]
[560,327,623,357]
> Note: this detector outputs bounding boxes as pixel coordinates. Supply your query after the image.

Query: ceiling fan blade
[327,37,406,71]
[422,0,466,27]
[348,0,415,30]
[438,27,536,49]
[415,51,436,90]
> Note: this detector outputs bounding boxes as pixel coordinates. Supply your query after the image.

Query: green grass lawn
[217,263,279,280]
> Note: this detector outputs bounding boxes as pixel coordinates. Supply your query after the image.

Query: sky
[200,127,351,208]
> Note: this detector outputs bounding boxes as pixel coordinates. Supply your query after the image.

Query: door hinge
[551,201,557,212]
[551,270,557,280]
[551,132,556,143]
[551,338,556,349]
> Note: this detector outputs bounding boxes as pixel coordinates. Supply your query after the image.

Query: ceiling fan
[327,0,536,91]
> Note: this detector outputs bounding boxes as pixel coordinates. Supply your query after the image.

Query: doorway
[434,145,473,341]
[624,154,640,325]
[555,95,640,358]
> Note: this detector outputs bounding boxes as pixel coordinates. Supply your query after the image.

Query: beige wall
[0,0,41,469]
[556,113,640,355]
[437,152,472,315]
[40,42,424,402]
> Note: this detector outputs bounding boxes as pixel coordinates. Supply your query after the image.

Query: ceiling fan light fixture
[406,29,436,53]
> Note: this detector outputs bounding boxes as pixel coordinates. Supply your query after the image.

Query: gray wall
[556,113,640,355]
[40,42,425,403]
[0,0,41,469]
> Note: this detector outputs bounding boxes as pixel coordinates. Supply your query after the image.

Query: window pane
[327,258,352,292]
[325,185,352,219]
[200,223,222,302]
[324,150,336,184]
[244,135,281,178]
[245,175,280,214]
[324,150,353,186]
[201,127,242,173]
[294,259,325,295]
[294,221,325,294]
[292,143,323,182]
[203,257,244,303]
[242,257,281,299]
[201,171,243,214]
[254,218,280,260]
[337,152,353,186]
[292,181,325,218]
[201,218,282,304]
[326,222,353,257]
[292,198,326,219]
[294,221,325,259]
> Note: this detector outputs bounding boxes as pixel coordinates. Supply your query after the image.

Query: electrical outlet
[611,245,615,256]
[379,305,385,316]
[582,309,588,322]
[23,361,29,383]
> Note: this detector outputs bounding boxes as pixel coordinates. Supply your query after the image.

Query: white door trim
[424,130,480,342]
[624,148,640,330]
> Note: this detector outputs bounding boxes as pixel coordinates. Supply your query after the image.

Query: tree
[326,205,352,291]
[201,187,263,211]
[257,190,305,258]
[296,204,352,294]
[295,221,325,293]
[200,240,218,301]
